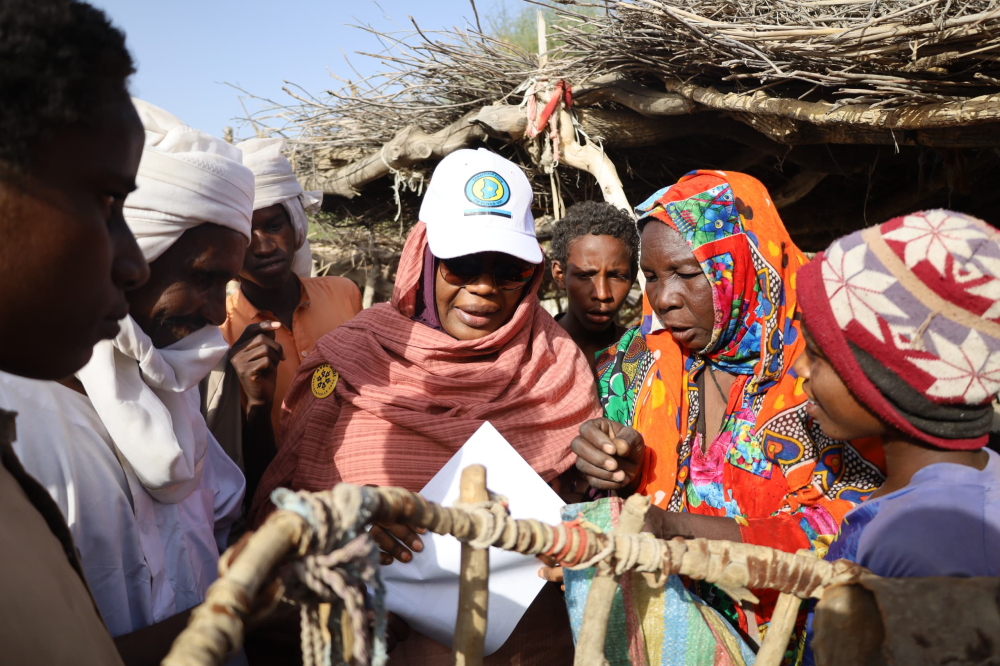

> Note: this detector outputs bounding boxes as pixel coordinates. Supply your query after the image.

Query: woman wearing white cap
[250,148,601,663]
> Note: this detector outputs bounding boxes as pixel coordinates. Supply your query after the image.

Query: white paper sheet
[379,422,565,655]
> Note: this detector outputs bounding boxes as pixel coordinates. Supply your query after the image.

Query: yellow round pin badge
[311,363,338,399]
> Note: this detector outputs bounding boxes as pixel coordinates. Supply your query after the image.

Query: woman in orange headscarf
[571,171,886,648]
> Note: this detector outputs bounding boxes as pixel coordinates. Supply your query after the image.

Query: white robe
[0,373,244,637]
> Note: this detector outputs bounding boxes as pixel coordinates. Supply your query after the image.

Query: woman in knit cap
[794,210,1000,662]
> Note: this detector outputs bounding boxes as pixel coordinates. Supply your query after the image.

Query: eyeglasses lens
[439,256,535,291]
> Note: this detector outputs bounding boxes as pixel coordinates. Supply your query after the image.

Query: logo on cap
[465,171,510,208]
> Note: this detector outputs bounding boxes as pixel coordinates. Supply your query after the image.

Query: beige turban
[124,99,254,262]
[238,137,322,278]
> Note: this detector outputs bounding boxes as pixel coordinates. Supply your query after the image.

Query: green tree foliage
[482,0,601,53]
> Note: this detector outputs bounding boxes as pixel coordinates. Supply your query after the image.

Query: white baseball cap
[419,148,542,264]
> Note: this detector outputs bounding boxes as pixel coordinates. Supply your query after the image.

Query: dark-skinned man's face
[239,203,296,290]
[640,222,716,353]
[551,233,634,333]
[127,223,245,349]
[0,94,150,380]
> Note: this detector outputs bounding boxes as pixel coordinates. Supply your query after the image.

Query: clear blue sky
[91,0,496,138]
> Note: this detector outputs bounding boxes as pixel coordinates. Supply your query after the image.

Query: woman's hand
[364,483,426,564]
[571,418,646,491]
[537,554,564,589]
[370,523,425,565]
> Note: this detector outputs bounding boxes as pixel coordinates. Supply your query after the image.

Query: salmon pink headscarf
[249,222,601,526]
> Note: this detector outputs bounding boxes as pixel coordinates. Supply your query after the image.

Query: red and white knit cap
[798,210,1000,449]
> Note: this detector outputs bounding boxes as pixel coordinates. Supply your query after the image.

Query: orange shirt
[221,276,362,437]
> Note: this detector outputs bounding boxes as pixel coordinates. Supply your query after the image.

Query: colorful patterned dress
[593,171,886,655]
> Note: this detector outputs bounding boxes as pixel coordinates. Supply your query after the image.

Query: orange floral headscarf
[598,171,884,551]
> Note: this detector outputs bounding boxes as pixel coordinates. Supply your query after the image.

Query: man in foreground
[1,99,251,665]
[0,1,147,663]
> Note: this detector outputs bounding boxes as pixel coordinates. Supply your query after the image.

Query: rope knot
[454,497,510,550]
[270,487,388,666]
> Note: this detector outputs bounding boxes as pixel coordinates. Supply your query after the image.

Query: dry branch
[558,108,633,213]
[574,495,649,666]
[230,0,1000,237]
[754,592,802,666]
[662,80,1000,131]
[773,171,828,208]
[573,74,695,117]
[557,0,1000,107]
[162,511,308,666]
[303,110,487,198]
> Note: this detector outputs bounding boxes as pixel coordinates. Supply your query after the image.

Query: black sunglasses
[438,254,536,291]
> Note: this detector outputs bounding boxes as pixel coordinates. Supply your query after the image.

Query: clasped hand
[571,417,646,491]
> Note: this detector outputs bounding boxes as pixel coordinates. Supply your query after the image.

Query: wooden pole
[453,465,489,666]
[536,10,548,68]
[555,106,643,291]
[753,592,801,666]
[166,483,854,666]
[162,511,308,666]
[573,494,651,666]
[556,108,632,215]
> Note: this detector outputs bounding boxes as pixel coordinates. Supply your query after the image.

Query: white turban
[125,99,254,262]
[79,99,248,509]
[238,137,322,278]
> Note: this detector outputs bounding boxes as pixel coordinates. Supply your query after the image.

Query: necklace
[707,365,728,402]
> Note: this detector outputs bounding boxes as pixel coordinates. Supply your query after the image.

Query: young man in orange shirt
[218,138,361,498]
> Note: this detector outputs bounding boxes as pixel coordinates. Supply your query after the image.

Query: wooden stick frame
[162,474,866,666]
[453,465,490,665]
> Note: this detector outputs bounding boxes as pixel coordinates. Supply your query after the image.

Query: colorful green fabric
[563,498,757,666]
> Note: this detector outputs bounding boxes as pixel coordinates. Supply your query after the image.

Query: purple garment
[826,447,1000,577]
[804,448,1000,665]
[413,246,443,331]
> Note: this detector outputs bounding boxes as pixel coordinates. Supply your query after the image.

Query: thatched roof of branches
[240,0,1000,275]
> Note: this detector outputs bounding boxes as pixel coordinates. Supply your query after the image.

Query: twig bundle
[231,1,1000,245]
[236,22,565,180]
[556,0,1000,107]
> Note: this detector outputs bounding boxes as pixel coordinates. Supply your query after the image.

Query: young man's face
[127,223,245,349]
[793,323,887,441]
[0,95,149,379]
[551,233,634,333]
[239,203,296,290]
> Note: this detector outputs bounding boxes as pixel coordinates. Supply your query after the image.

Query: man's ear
[551,260,567,290]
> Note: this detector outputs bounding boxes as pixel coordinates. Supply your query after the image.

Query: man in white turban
[0,99,249,664]
[239,136,321,279]
[216,138,361,495]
